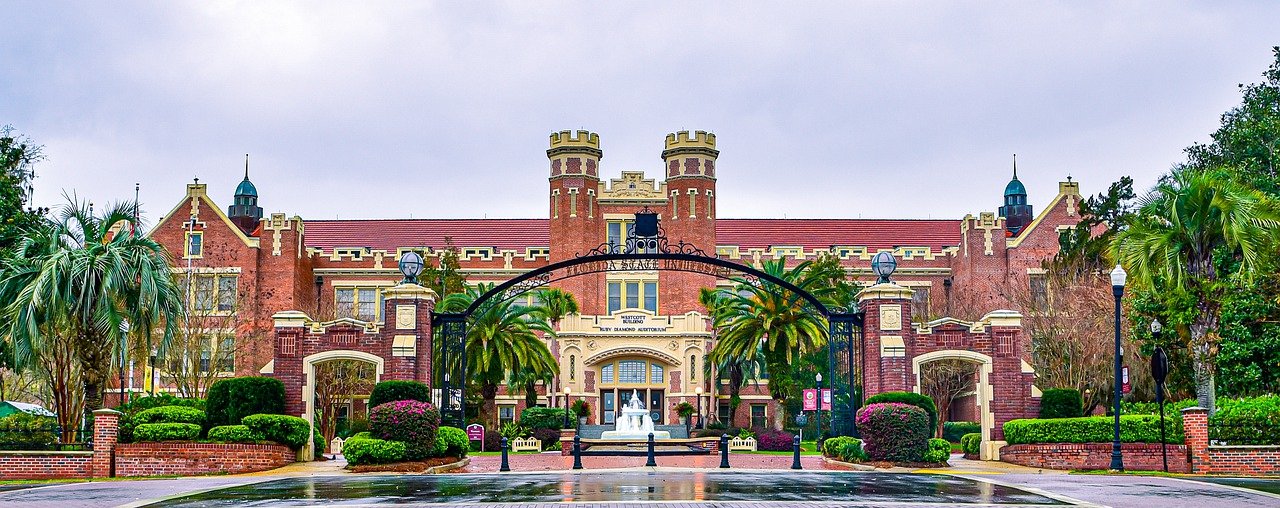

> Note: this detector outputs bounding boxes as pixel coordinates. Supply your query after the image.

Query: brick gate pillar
[91,409,121,478]
[856,283,915,397]
[1182,407,1209,473]
[380,283,438,385]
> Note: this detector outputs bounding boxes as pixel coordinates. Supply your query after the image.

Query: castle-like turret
[547,130,606,313]
[660,130,718,315]
[228,154,262,235]
[998,155,1033,236]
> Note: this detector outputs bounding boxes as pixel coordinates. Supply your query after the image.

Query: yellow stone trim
[979,309,1023,328]
[1007,181,1082,249]
[150,183,259,248]
[857,283,914,302]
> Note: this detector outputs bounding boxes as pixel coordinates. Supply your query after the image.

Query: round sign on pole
[1151,347,1170,384]
[795,413,808,426]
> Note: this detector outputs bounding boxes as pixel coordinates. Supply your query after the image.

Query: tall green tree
[439,283,557,428]
[1115,169,1280,413]
[700,287,764,427]
[1,198,184,423]
[1184,47,1280,196]
[0,126,45,254]
[524,287,579,408]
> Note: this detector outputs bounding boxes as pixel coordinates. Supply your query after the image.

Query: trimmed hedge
[922,438,951,463]
[0,413,56,449]
[434,426,469,458]
[134,423,201,442]
[1210,395,1280,445]
[1003,415,1182,445]
[757,430,795,452]
[207,425,264,443]
[942,421,980,443]
[371,400,440,460]
[519,407,569,430]
[134,406,206,426]
[242,414,311,449]
[865,391,937,437]
[532,427,561,451]
[120,394,205,413]
[856,402,930,462]
[822,436,867,462]
[206,377,286,427]
[368,380,432,410]
[1039,389,1083,419]
[344,432,407,465]
[961,433,981,455]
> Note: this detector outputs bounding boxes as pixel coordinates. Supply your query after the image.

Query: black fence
[0,427,93,451]
[1208,422,1280,446]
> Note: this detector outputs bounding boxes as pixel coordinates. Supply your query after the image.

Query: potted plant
[676,401,695,425]
[571,399,590,425]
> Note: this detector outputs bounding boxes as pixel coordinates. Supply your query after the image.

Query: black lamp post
[695,386,704,429]
[564,386,573,429]
[149,347,158,395]
[1110,264,1127,471]
[815,372,823,442]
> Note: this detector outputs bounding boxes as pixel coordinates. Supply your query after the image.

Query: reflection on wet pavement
[145,471,1069,506]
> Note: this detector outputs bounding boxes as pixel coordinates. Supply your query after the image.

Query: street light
[871,251,897,284]
[564,386,573,429]
[398,251,424,284]
[695,386,704,429]
[815,372,823,442]
[1110,264,1127,471]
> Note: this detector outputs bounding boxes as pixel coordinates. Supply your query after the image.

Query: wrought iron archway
[431,209,864,434]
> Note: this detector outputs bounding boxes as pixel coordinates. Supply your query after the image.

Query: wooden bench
[728,437,757,451]
[511,437,542,452]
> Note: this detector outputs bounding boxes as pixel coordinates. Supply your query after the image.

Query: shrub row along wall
[1000,443,1190,473]
[114,442,295,477]
[1184,408,1280,475]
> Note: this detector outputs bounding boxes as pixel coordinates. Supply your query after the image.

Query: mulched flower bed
[347,456,463,473]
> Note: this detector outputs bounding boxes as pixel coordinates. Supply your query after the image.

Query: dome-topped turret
[234,176,258,197]
[228,154,263,235]
[1003,176,1026,197]
[998,154,1033,236]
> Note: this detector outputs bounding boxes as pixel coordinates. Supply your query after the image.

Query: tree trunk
[525,379,537,410]
[482,383,499,429]
[1190,304,1219,415]
[79,333,110,427]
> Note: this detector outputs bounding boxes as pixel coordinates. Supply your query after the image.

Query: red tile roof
[304,218,962,252]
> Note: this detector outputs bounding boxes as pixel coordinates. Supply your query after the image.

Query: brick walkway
[461,453,844,473]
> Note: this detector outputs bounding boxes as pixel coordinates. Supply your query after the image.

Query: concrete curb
[423,457,469,474]
[820,456,876,471]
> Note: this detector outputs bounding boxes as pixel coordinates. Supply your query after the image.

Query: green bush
[242,414,310,449]
[571,399,591,419]
[0,413,57,449]
[343,432,407,465]
[961,433,982,455]
[821,435,867,462]
[120,394,205,413]
[856,402,930,462]
[367,380,432,410]
[1210,395,1280,445]
[1003,415,1182,445]
[501,422,531,439]
[134,406,206,426]
[1039,389,1083,419]
[433,426,469,458]
[942,421,980,443]
[864,392,938,437]
[370,400,440,460]
[922,438,951,463]
[134,423,201,442]
[1122,399,1197,416]
[314,430,326,459]
[206,425,264,443]
[206,377,286,427]
[519,407,569,430]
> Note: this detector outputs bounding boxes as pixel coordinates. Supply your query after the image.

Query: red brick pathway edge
[459,453,847,473]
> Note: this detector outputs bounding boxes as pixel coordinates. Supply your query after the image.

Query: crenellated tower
[547,130,607,314]
[660,130,719,314]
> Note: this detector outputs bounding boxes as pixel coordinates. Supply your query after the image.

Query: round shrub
[344,432,407,465]
[1002,415,1182,445]
[134,405,206,426]
[483,428,502,451]
[531,427,561,451]
[864,391,937,437]
[370,400,440,460]
[134,423,201,442]
[434,426,469,458]
[856,402,930,462]
[756,430,795,451]
[207,425,264,443]
[206,377,286,428]
[519,407,569,430]
[368,380,432,410]
[1039,388,1084,419]
[822,435,868,463]
[922,438,951,463]
[242,414,311,449]
[942,421,981,442]
[961,433,982,455]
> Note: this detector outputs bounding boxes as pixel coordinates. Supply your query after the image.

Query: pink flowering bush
[855,402,929,462]
[370,400,440,460]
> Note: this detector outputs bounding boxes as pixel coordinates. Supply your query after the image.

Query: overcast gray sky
[3,2,1278,225]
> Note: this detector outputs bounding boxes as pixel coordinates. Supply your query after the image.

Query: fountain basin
[599,430,671,440]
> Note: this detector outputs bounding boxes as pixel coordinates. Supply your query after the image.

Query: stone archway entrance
[303,350,384,453]
[913,350,994,459]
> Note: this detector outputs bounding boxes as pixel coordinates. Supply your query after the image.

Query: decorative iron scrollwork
[497,271,552,303]
[579,226,709,258]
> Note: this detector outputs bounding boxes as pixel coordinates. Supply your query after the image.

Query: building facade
[142,130,1084,428]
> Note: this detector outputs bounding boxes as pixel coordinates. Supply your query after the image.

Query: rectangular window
[607,282,622,313]
[335,287,382,321]
[625,282,640,309]
[643,282,658,313]
[185,231,203,258]
[1030,274,1049,310]
[336,289,355,318]
[217,275,237,312]
[650,364,664,384]
[607,280,658,313]
[718,400,731,424]
[911,287,930,320]
[601,364,614,384]
[607,222,623,250]
[194,276,215,312]
[215,335,235,372]
[499,406,516,426]
[751,404,767,429]
[357,288,378,321]
[199,339,211,373]
[618,360,645,384]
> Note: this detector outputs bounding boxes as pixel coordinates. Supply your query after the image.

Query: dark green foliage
[519,406,569,430]
[1038,389,1084,419]
[531,427,560,451]
[314,430,325,459]
[855,403,930,462]
[675,401,695,418]
[570,399,590,418]
[922,438,951,463]
[134,406,206,426]
[370,400,440,460]
[206,425,264,443]
[0,126,45,255]
[961,433,982,455]
[338,416,370,439]
[433,426,469,458]
[0,413,56,449]
[1209,395,1280,445]
[942,421,981,443]
[864,391,938,437]
[367,380,432,410]
[242,414,310,449]
[821,436,867,462]
[1003,416,1182,445]
[119,394,205,413]
[343,432,407,465]
[205,377,286,427]
[134,423,201,442]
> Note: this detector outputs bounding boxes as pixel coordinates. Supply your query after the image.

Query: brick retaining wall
[0,451,93,480]
[114,442,296,476]
[1000,442,1189,473]
[1184,407,1280,475]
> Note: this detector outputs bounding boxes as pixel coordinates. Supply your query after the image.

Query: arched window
[569,355,576,380]
[690,355,697,381]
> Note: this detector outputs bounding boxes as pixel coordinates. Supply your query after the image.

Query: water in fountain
[600,389,671,440]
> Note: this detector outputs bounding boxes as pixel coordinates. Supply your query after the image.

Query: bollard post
[646,432,657,467]
[790,434,802,470]
[572,435,583,470]
[500,437,511,472]
[719,433,730,469]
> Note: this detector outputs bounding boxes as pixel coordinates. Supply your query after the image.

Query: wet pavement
[141,472,1070,506]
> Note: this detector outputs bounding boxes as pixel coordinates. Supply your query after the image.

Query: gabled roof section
[149,183,259,247]
[715,219,961,251]
[1006,180,1082,249]
[305,219,550,252]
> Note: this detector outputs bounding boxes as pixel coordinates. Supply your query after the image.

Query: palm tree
[1115,169,1280,414]
[705,257,837,428]
[1,198,183,424]
[525,287,578,410]
[439,284,558,428]
[701,288,761,427]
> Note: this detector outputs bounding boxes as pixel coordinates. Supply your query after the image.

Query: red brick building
[141,130,1083,435]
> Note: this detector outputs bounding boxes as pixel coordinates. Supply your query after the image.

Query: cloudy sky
[3,2,1278,225]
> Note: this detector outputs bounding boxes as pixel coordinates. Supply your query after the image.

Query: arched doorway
[302,350,384,452]
[912,350,994,459]
[585,349,681,425]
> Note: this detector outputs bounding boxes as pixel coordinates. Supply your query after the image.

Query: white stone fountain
[600,390,670,440]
